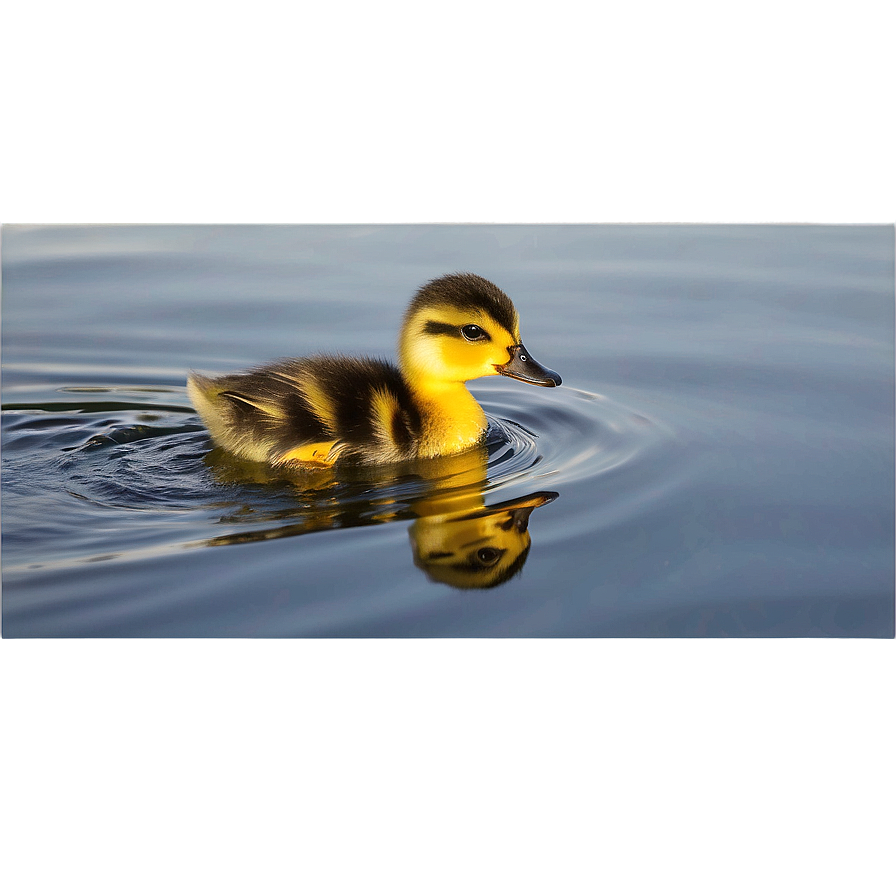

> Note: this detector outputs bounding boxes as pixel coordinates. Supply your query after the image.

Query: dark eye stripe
[423,320,460,337]
[423,320,492,342]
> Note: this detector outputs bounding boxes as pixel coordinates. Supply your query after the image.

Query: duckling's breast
[410,383,489,458]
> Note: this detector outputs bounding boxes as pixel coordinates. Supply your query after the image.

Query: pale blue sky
[0,0,896,222]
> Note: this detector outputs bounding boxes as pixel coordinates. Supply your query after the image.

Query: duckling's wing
[217,389,281,415]
[188,356,422,467]
[283,355,422,465]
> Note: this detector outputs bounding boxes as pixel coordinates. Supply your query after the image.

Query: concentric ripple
[477,379,671,496]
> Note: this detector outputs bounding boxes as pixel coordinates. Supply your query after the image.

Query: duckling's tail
[187,370,285,464]
[186,372,217,427]
[187,371,241,452]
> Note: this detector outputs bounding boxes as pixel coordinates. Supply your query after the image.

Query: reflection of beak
[490,491,558,511]
[495,344,561,387]
[504,492,557,532]
[478,491,559,533]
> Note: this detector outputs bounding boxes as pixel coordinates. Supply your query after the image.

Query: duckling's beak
[496,344,562,387]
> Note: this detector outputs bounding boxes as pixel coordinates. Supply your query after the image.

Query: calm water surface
[2,224,893,636]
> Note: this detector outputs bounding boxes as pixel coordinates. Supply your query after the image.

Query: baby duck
[187,273,561,467]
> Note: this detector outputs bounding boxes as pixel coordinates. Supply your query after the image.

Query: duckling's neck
[409,378,488,457]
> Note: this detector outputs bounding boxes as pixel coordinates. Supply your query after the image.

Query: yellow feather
[300,375,338,432]
[370,388,396,440]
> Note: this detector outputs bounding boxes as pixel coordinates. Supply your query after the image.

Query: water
[2,224,893,637]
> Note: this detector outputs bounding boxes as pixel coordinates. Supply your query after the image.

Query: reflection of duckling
[199,436,558,591]
[187,273,560,467]
[410,492,557,590]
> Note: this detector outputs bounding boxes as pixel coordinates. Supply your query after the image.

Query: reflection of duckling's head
[398,273,561,389]
[409,491,557,590]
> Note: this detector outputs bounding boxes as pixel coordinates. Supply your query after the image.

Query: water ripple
[476,380,670,493]
[2,378,676,570]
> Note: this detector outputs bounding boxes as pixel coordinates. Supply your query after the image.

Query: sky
[2,2,893,223]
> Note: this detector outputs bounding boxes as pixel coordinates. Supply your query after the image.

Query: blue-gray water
[0,226,896,896]
[2,224,893,637]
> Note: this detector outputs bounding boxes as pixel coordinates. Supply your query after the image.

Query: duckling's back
[187,356,423,467]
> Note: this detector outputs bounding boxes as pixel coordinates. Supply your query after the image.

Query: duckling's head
[398,273,561,389]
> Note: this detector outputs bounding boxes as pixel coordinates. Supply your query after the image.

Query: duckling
[187,272,561,467]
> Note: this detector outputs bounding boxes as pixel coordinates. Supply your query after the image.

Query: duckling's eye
[461,324,488,342]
